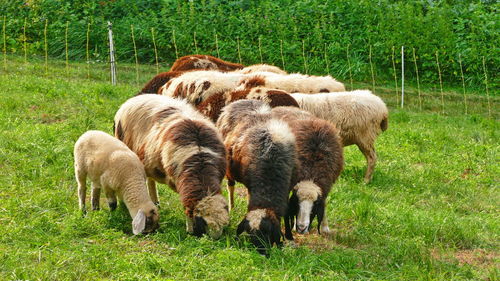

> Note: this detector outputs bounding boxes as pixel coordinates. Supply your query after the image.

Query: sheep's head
[191,194,230,239]
[132,203,160,235]
[237,209,282,257]
[290,181,324,234]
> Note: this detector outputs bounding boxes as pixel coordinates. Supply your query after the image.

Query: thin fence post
[151,27,159,74]
[482,56,491,118]
[302,39,308,74]
[193,31,198,54]
[172,29,179,59]
[214,32,220,58]
[280,39,285,71]
[23,18,27,63]
[391,46,399,101]
[346,44,353,90]
[65,21,69,72]
[258,36,263,63]
[458,54,467,115]
[107,21,117,85]
[324,43,330,75]
[236,36,242,64]
[401,46,404,108]
[435,50,444,114]
[130,24,139,86]
[369,44,375,93]
[44,19,48,75]
[86,22,90,79]
[2,16,6,70]
[412,48,422,110]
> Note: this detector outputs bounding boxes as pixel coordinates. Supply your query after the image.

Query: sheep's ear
[132,209,146,235]
[236,219,249,236]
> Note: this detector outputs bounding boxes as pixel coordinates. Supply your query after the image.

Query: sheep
[137,71,184,95]
[236,64,287,75]
[74,130,159,235]
[197,86,299,122]
[270,107,343,238]
[114,94,229,239]
[238,72,345,93]
[291,90,388,183]
[170,54,244,72]
[159,70,245,106]
[216,99,297,255]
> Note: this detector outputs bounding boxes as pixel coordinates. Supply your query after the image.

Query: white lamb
[291,90,388,183]
[74,130,159,235]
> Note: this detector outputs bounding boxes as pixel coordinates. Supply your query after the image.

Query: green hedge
[1,0,498,88]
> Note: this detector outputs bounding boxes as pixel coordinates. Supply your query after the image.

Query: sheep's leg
[90,182,101,210]
[358,143,377,183]
[105,189,117,211]
[147,178,160,206]
[227,179,236,212]
[76,170,87,212]
[319,211,331,235]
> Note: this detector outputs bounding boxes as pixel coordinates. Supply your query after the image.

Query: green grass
[0,56,498,280]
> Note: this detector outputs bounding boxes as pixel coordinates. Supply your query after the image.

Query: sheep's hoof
[320,226,332,236]
[108,201,117,211]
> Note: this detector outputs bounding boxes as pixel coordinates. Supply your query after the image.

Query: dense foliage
[1,0,498,87]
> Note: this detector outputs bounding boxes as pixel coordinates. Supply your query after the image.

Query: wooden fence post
[391,46,399,100]
[151,27,159,74]
[412,48,422,110]
[130,24,139,86]
[23,18,27,63]
[65,21,69,72]
[302,39,308,74]
[482,56,491,118]
[435,51,444,114]
[86,22,90,79]
[237,36,242,64]
[2,16,6,70]
[369,45,375,93]
[458,54,467,114]
[172,29,179,59]
[44,19,48,74]
[401,46,404,108]
[280,39,285,71]
[346,44,353,90]
[324,43,330,75]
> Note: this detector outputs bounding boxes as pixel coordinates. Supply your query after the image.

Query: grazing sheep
[137,71,184,95]
[159,70,244,106]
[170,54,244,72]
[197,87,299,122]
[239,72,345,93]
[271,107,343,238]
[114,94,229,238]
[217,100,297,256]
[74,130,159,235]
[291,90,388,183]
[236,64,287,75]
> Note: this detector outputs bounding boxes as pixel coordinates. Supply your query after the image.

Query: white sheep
[74,130,159,235]
[239,72,346,93]
[236,64,287,75]
[291,90,388,183]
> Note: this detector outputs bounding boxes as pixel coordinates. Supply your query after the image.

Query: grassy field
[0,56,498,280]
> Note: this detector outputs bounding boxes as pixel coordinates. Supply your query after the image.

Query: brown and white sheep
[216,100,297,256]
[270,107,343,238]
[197,87,299,122]
[74,130,160,235]
[170,54,244,72]
[114,94,229,238]
[291,90,388,183]
[159,70,244,106]
[137,71,184,95]
[238,72,346,93]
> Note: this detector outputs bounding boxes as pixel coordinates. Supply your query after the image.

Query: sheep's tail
[380,115,388,132]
